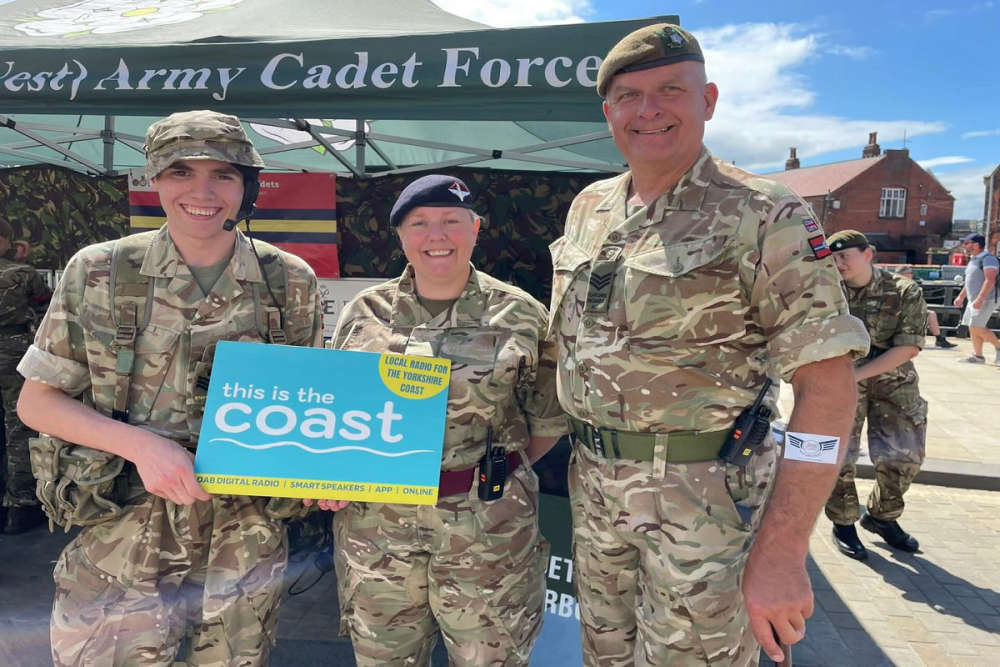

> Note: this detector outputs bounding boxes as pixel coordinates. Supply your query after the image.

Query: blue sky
[436,0,999,220]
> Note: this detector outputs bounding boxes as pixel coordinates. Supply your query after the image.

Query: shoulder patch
[802,218,819,233]
[808,235,832,259]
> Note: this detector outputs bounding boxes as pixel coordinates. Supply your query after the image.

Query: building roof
[764,156,885,197]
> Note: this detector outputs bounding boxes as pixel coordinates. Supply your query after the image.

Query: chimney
[862,131,881,158]
[785,147,800,170]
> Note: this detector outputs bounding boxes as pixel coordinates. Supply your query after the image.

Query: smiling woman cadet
[314,174,567,666]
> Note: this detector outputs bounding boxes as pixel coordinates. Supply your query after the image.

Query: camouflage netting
[0,165,130,269]
[0,165,613,303]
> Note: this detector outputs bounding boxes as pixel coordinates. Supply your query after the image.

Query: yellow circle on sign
[379,354,450,400]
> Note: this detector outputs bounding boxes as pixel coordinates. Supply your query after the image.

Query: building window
[920,203,928,216]
[880,187,906,218]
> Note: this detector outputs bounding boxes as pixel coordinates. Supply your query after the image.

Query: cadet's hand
[302,498,350,511]
[973,295,986,310]
[132,432,212,505]
[742,545,811,663]
[953,294,965,308]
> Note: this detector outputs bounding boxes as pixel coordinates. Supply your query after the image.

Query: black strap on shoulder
[108,232,156,423]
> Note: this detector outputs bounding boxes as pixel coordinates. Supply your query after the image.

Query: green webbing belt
[569,416,727,463]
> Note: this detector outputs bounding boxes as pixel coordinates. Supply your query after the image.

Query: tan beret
[597,23,704,98]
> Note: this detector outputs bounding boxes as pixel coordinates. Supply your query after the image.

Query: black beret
[389,174,476,227]
[827,229,870,252]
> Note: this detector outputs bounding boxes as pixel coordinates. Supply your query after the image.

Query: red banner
[129,170,339,278]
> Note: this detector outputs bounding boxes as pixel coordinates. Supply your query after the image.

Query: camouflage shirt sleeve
[513,298,568,440]
[280,252,324,348]
[746,189,870,382]
[892,278,928,349]
[16,245,100,396]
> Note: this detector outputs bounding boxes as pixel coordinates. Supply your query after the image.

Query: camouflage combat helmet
[144,110,265,178]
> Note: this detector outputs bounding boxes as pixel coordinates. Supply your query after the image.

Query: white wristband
[783,432,840,464]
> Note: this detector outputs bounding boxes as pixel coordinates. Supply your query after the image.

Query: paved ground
[3,479,998,666]
[778,335,1000,489]
[1,335,998,666]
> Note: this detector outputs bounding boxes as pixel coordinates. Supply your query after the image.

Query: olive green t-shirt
[417,295,458,318]
[189,256,231,296]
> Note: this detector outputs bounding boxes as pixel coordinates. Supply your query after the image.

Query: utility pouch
[28,435,136,532]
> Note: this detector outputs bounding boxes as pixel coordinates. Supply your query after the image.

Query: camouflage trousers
[0,334,38,508]
[825,369,926,525]
[333,464,548,666]
[568,435,779,667]
[51,493,287,667]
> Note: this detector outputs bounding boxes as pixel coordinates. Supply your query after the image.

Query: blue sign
[194,341,451,504]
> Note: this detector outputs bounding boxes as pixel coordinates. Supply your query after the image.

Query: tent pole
[355,119,366,178]
[291,118,362,177]
[0,115,103,173]
[103,115,115,175]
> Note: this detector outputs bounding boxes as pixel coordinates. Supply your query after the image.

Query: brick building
[983,164,999,254]
[765,132,955,263]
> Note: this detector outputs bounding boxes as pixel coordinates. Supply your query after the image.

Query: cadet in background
[825,230,928,560]
[0,218,51,533]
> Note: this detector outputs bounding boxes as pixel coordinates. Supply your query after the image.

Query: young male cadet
[825,230,928,559]
[17,110,323,666]
[548,24,870,665]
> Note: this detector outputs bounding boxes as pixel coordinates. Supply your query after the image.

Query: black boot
[935,335,956,349]
[860,512,919,552]
[832,523,868,560]
[3,505,45,534]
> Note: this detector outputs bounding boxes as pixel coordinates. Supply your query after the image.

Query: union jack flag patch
[808,235,832,259]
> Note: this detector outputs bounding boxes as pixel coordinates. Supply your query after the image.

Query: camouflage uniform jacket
[18,225,323,440]
[549,147,870,433]
[331,265,567,470]
[847,265,926,383]
[0,256,50,329]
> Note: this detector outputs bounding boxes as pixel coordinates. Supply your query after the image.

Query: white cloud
[695,24,946,172]
[827,45,875,59]
[918,156,974,169]
[430,0,592,27]
[933,165,990,219]
[962,128,1000,139]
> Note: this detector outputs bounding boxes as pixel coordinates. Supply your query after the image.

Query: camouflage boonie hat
[144,110,265,178]
[597,23,704,98]
[828,229,870,252]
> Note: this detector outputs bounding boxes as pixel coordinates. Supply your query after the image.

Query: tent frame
[0,114,622,178]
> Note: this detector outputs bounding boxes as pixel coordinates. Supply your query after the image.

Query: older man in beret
[548,23,869,665]
[823,230,928,560]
